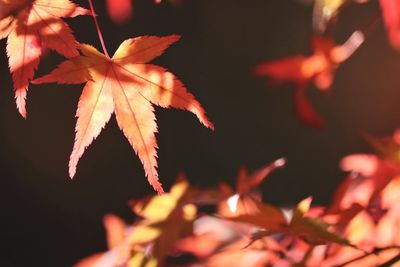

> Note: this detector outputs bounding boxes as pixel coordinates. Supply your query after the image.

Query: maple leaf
[228,197,352,247]
[127,179,197,266]
[33,35,214,193]
[75,180,197,267]
[219,158,286,217]
[288,198,351,246]
[255,31,364,129]
[0,0,89,117]
[331,131,400,213]
[254,36,335,129]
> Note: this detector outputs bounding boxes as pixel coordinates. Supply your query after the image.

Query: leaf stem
[88,0,110,58]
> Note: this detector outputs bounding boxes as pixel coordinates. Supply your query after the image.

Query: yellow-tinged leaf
[291,197,313,224]
[129,225,161,245]
[113,35,181,64]
[128,252,146,267]
[183,204,197,220]
[128,252,158,267]
[126,179,197,266]
[289,216,349,245]
[170,179,190,199]
[313,0,348,33]
[132,180,190,220]
[228,197,351,247]
[288,197,350,245]
[134,194,178,221]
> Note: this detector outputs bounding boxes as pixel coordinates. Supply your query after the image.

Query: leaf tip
[69,164,77,179]
[149,174,164,194]
[169,34,181,43]
[208,121,215,131]
[19,109,27,119]
[274,158,287,168]
[155,183,165,195]
[31,78,40,84]
[298,196,313,213]
[15,90,27,119]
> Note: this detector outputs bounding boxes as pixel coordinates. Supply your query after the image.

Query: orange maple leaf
[254,36,336,129]
[33,35,214,193]
[0,0,89,117]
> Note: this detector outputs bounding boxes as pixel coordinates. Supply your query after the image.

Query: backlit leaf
[33,35,214,193]
[1,0,89,117]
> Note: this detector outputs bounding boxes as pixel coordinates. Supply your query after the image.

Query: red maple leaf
[255,32,365,129]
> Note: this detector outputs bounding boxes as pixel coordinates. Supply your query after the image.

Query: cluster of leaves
[75,131,400,267]
[0,0,213,193]
[5,1,400,266]
[255,0,400,129]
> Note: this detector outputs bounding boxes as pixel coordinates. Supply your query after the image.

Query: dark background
[1,0,400,266]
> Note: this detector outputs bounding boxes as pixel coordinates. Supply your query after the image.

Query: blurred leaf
[228,197,351,246]
[128,180,197,266]
[219,159,286,217]
[227,201,287,232]
[105,0,133,24]
[380,0,400,50]
[313,0,348,34]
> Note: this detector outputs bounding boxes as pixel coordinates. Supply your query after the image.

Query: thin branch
[88,0,110,58]
[335,246,400,267]
[378,253,400,267]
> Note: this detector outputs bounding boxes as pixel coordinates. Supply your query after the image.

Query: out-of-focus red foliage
[105,0,133,24]
[218,158,286,217]
[257,0,400,129]
[105,0,185,24]
[380,0,400,50]
[255,32,364,129]
[75,136,400,266]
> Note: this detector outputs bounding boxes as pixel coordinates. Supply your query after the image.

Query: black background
[1,0,400,266]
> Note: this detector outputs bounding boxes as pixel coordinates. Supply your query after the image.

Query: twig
[378,253,400,267]
[87,0,110,58]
